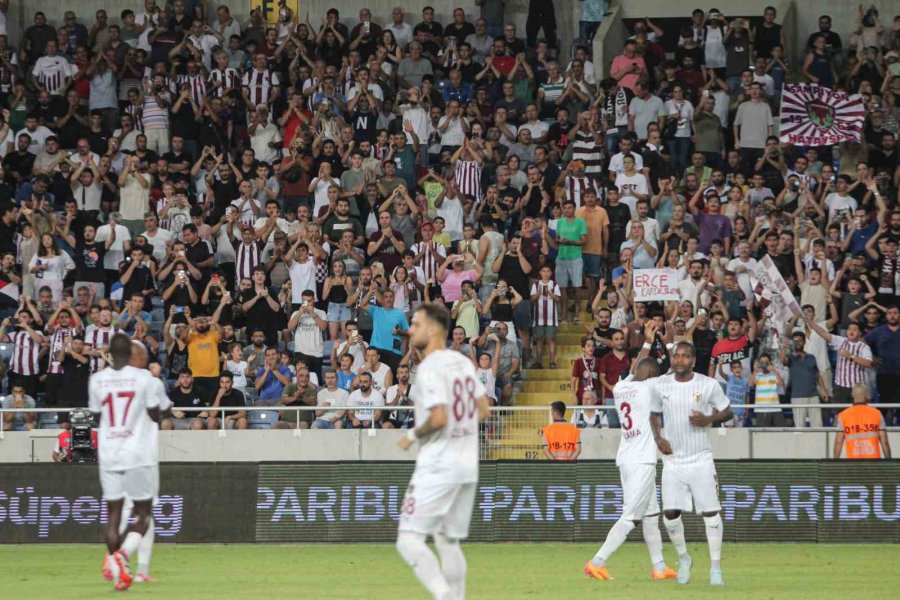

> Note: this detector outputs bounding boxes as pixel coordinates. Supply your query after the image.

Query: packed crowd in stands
[0,1,899,433]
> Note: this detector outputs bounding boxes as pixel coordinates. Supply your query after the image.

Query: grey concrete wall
[594,0,867,77]
[4,428,898,462]
[6,0,577,62]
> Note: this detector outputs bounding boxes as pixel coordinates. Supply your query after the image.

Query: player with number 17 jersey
[89,366,162,486]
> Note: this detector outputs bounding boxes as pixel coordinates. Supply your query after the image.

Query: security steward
[542,401,582,460]
[834,383,892,459]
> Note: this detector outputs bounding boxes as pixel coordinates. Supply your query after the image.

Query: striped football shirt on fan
[410,241,446,282]
[455,159,482,199]
[571,129,605,178]
[829,335,873,388]
[177,73,207,105]
[85,325,121,373]
[9,330,43,376]
[539,78,566,105]
[208,67,241,98]
[531,280,560,327]
[32,56,73,96]
[242,69,280,106]
[235,239,264,287]
[47,327,79,375]
[651,372,730,465]
[564,175,596,209]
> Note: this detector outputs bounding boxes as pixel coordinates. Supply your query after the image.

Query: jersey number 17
[101,391,136,427]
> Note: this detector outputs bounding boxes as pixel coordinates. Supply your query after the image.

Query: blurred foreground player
[89,335,164,591]
[585,322,678,581]
[102,342,172,583]
[396,303,491,600]
[651,342,733,586]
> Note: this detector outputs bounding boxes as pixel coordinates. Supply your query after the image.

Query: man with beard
[384,364,415,429]
[186,305,229,397]
[67,221,116,299]
[590,308,622,360]
[650,342,733,586]
[395,302,489,600]
[84,306,123,373]
[346,371,385,429]
[597,331,630,428]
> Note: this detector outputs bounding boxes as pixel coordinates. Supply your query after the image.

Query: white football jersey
[650,372,729,465]
[411,349,487,484]
[613,375,658,467]
[89,366,162,471]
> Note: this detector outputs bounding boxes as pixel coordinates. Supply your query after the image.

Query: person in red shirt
[598,331,631,428]
[570,337,599,404]
[709,314,757,384]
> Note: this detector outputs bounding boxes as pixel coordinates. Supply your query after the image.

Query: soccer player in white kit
[395,303,491,600]
[650,341,732,586]
[89,334,164,591]
[103,342,169,583]
[585,322,678,581]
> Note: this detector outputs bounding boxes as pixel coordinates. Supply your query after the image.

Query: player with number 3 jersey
[586,322,678,582]
[396,303,490,600]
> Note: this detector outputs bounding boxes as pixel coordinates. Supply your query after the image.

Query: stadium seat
[248,409,278,429]
[39,412,59,429]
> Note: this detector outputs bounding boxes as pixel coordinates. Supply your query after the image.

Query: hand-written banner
[632,268,679,302]
[779,84,864,146]
[751,255,800,331]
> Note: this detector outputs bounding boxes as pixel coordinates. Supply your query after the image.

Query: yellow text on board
[253,0,301,25]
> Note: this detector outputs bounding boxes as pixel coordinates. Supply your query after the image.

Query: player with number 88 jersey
[395,303,491,600]
[402,349,486,534]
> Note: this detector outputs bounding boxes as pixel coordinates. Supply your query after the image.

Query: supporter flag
[779,84,865,146]
[109,281,124,303]
[0,279,18,303]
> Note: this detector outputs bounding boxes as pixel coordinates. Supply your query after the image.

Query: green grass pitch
[2,543,897,599]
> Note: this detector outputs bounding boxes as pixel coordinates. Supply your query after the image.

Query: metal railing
[4,405,899,463]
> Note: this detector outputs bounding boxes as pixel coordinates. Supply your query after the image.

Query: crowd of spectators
[0,2,899,433]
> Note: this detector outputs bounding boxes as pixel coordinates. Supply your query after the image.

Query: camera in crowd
[69,409,98,464]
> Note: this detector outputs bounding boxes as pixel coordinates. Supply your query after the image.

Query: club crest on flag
[807,99,834,130]
[779,83,864,146]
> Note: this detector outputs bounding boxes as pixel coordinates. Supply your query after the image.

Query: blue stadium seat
[248,409,278,429]
[39,412,59,429]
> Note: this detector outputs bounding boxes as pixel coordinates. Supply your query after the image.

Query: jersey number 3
[452,377,477,420]
[620,401,633,431]
[101,391,136,427]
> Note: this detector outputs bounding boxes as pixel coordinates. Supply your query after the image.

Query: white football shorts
[619,463,660,521]
[398,474,477,540]
[661,456,720,514]
[100,465,159,502]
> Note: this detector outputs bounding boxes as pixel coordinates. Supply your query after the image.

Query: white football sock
[119,499,134,536]
[396,531,452,599]
[434,533,466,600]
[137,520,155,575]
[121,531,143,558]
[704,513,723,570]
[663,516,689,558]
[642,515,666,571]
[591,517,635,567]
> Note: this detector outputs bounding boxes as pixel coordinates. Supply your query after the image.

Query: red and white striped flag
[779,84,865,146]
